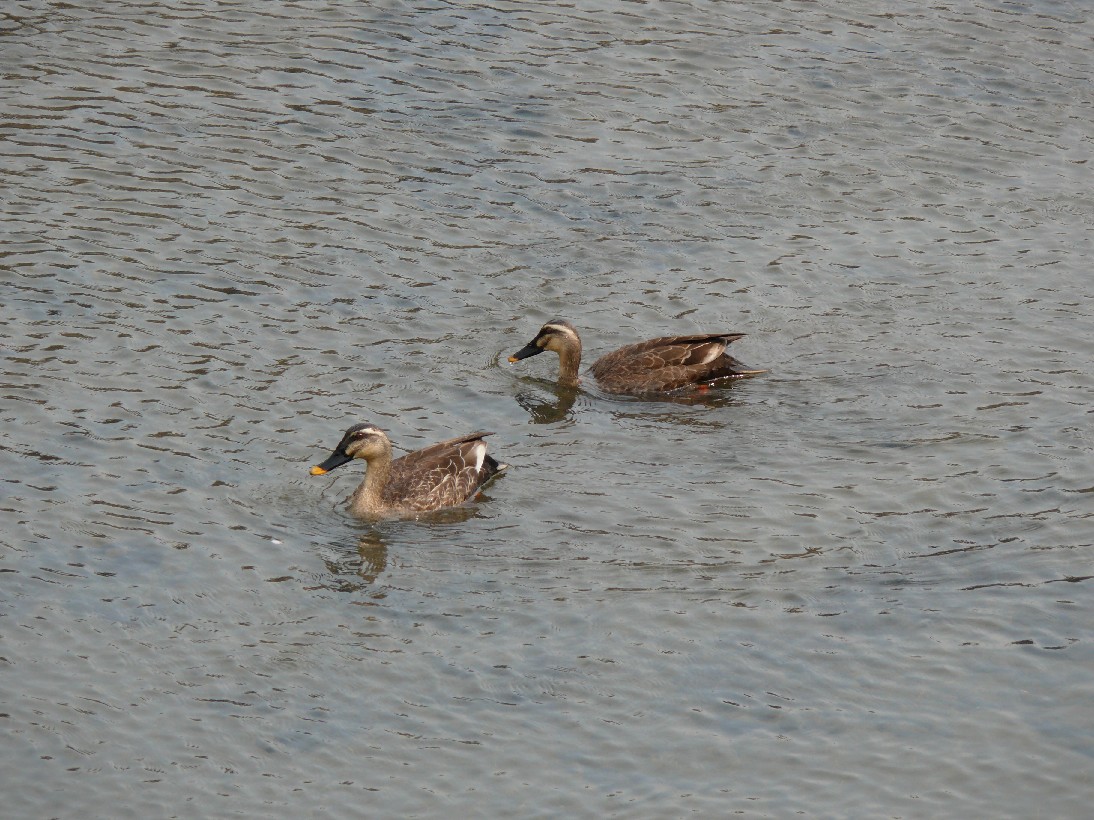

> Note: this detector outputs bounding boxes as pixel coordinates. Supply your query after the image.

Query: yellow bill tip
[309,465,328,476]
[507,355,519,363]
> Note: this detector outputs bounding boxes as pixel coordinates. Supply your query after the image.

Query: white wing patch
[696,343,723,365]
[471,441,486,473]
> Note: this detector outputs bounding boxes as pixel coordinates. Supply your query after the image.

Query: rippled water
[3,0,1093,816]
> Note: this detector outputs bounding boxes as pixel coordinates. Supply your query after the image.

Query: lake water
[3,0,1093,816]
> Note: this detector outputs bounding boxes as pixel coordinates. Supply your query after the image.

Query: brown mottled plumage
[309,424,505,518]
[508,319,764,394]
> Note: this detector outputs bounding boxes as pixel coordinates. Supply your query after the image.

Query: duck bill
[508,342,543,363]
[309,451,353,476]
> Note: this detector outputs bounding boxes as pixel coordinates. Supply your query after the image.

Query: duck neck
[349,445,393,515]
[558,339,582,387]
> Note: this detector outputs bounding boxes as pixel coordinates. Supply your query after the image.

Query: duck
[309,423,506,518]
[508,319,764,394]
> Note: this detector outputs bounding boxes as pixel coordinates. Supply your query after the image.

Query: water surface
[3,0,1093,816]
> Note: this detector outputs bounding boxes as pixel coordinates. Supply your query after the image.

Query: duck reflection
[599,385,754,432]
[320,529,390,589]
[356,529,389,585]
[610,386,747,409]
[515,377,751,425]
[515,383,580,424]
[319,501,498,590]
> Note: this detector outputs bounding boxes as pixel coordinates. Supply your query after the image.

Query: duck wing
[590,334,760,393]
[388,432,503,511]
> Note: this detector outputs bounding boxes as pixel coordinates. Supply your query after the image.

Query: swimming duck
[310,424,506,518]
[508,319,764,394]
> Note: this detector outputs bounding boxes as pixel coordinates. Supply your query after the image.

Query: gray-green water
[3,0,1093,816]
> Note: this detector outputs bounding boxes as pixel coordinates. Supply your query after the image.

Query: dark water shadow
[588,380,762,430]
[512,374,762,425]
